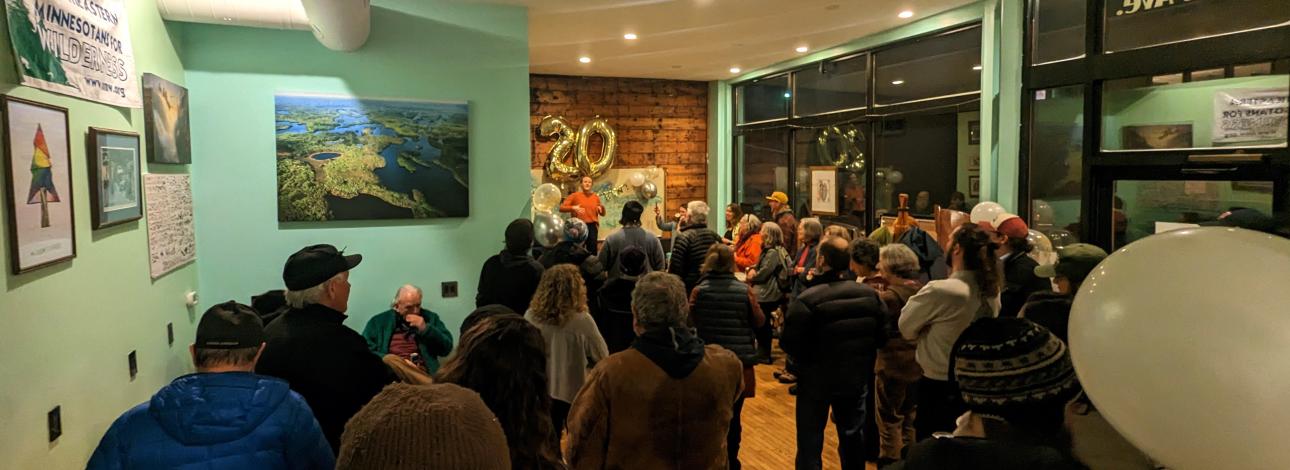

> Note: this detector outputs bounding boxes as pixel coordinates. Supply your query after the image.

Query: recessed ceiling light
[579,56,591,63]
[972,64,983,71]
[783,92,792,98]
[222,16,233,21]
[624,33,638,40]
[891,80,905,85]
[898,10,914,18]
[730,67,741,74]
[796,46,809,53]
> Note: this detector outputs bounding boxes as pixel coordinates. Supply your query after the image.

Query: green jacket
[361,309,454,374]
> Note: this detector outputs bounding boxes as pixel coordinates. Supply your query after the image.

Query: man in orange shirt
[560,175,606,255]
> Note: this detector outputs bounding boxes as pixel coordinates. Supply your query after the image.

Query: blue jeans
[795,383,869,470]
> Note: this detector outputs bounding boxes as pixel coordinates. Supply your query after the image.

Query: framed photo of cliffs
[2,95,75,273]
[142,73,191,164]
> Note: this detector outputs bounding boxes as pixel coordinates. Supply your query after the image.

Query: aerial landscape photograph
[275,94,469,221]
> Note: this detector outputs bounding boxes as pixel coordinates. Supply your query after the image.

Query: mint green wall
[186,0,529,337]
[1102,75,1287,149]
[710,1,1029,215]
[0,0,195,467]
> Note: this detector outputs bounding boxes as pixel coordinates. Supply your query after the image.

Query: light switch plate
[441,281,458,298]
[128,351,138,380]
[167,323,174,346]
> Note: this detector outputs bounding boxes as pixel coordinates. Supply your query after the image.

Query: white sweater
[526,310,610,403]
[898,271,1000,381]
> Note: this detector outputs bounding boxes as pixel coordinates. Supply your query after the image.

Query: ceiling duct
[157,0,370,51]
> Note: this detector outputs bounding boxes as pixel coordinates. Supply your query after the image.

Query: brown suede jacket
[564,344,743,469]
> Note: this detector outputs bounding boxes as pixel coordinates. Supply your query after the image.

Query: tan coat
[564,345,744,470]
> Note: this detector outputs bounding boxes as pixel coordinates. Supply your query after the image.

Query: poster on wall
[275,94,470,222]
[3,0,140,107]
[144,174,194,279]
[1213,88,1289,144]
[810,167,837,216]
[143,74,191,164]
[530,168,666,240]
[3,96,75,273]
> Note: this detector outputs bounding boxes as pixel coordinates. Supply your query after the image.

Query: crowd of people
[88,186,1174,470]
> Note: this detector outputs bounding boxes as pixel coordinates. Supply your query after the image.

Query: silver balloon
[533,211,563,248]
[638,181,658,200]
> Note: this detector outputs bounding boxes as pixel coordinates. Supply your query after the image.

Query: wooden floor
[738,342,878,470]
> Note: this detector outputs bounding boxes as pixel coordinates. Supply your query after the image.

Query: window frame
[1018,0,1290,249]
[731,22,985,233]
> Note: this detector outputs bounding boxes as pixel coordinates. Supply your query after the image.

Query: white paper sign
[1213,88,1288,144]
[144,174,195,279]
[3,0,141,107]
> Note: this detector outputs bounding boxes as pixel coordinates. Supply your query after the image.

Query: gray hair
[285,272,345,309]
[686,201,709,225]
[760,222,783,248]
[391,284,423,307]
[800,217,823,244]
[880,244,921,280]
[631,272,688,329]
[739,214,762,234]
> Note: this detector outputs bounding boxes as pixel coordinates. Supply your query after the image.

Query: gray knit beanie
[337,383,511,470]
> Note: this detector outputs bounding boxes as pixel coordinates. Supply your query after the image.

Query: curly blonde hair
[528,264,587,325]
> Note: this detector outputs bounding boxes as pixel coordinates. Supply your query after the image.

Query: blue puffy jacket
[87,372,334,470]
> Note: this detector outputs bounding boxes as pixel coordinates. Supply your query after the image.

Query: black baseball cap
[195,301,265,349]
[283,244,362,290]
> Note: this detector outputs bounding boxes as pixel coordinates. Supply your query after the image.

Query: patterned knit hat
[337,383,510,470]
[953,317,1080,421]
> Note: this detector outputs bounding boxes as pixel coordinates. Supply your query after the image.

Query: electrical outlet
[167,323,174,346]
[441,281,458,298]
[128,351,138,380]
[48,406,61,442]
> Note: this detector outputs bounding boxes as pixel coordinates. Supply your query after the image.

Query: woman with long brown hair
[898,223,1002,440]
[525,264,609,437]
[436,313,565,470]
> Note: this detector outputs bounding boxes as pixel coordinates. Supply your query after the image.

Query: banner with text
[1213,88,1288,144]
[4,0,140,107]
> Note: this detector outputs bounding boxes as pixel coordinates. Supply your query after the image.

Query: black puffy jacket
[689,272,760,367]
[780,270,888,394]
[668,224,722,292]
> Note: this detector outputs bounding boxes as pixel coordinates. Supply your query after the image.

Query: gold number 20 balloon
[538,115,618,182]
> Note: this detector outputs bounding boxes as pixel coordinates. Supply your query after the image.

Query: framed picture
[969,175,981,198]
[1122,124,1193,150]
[968,120,980,145]
[142,73,191,164]
[2,96,75,274]
[810,166,837,216]
[87,128,143,229]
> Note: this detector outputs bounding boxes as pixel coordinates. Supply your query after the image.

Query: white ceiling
[461,0,977,81]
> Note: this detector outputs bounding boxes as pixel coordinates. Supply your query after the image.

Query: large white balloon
[970,201,1005,225]
[1069,227,1290,470]
[532,183,563,213]
[1026,229,1056,265]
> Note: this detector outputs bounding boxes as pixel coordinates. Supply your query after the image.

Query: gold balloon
[575,117,617,179]
[538,115,580,182]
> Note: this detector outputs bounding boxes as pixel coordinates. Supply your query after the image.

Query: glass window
[1033,0,1086,64]
[1111,179,1275,249]
[874,111,973,219]
[1104,0,1290,53]
[736,75,790,123]
[1029,85,1085,244]
[791,126,869,228]
[874,26,982,105]
[793,55,867,116]
[1101,59,1289,151]
[735,129,790,220]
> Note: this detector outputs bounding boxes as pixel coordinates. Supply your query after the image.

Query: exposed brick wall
[530,74,708,217]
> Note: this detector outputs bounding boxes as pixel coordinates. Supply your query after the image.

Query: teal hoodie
[361,309,454,374]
